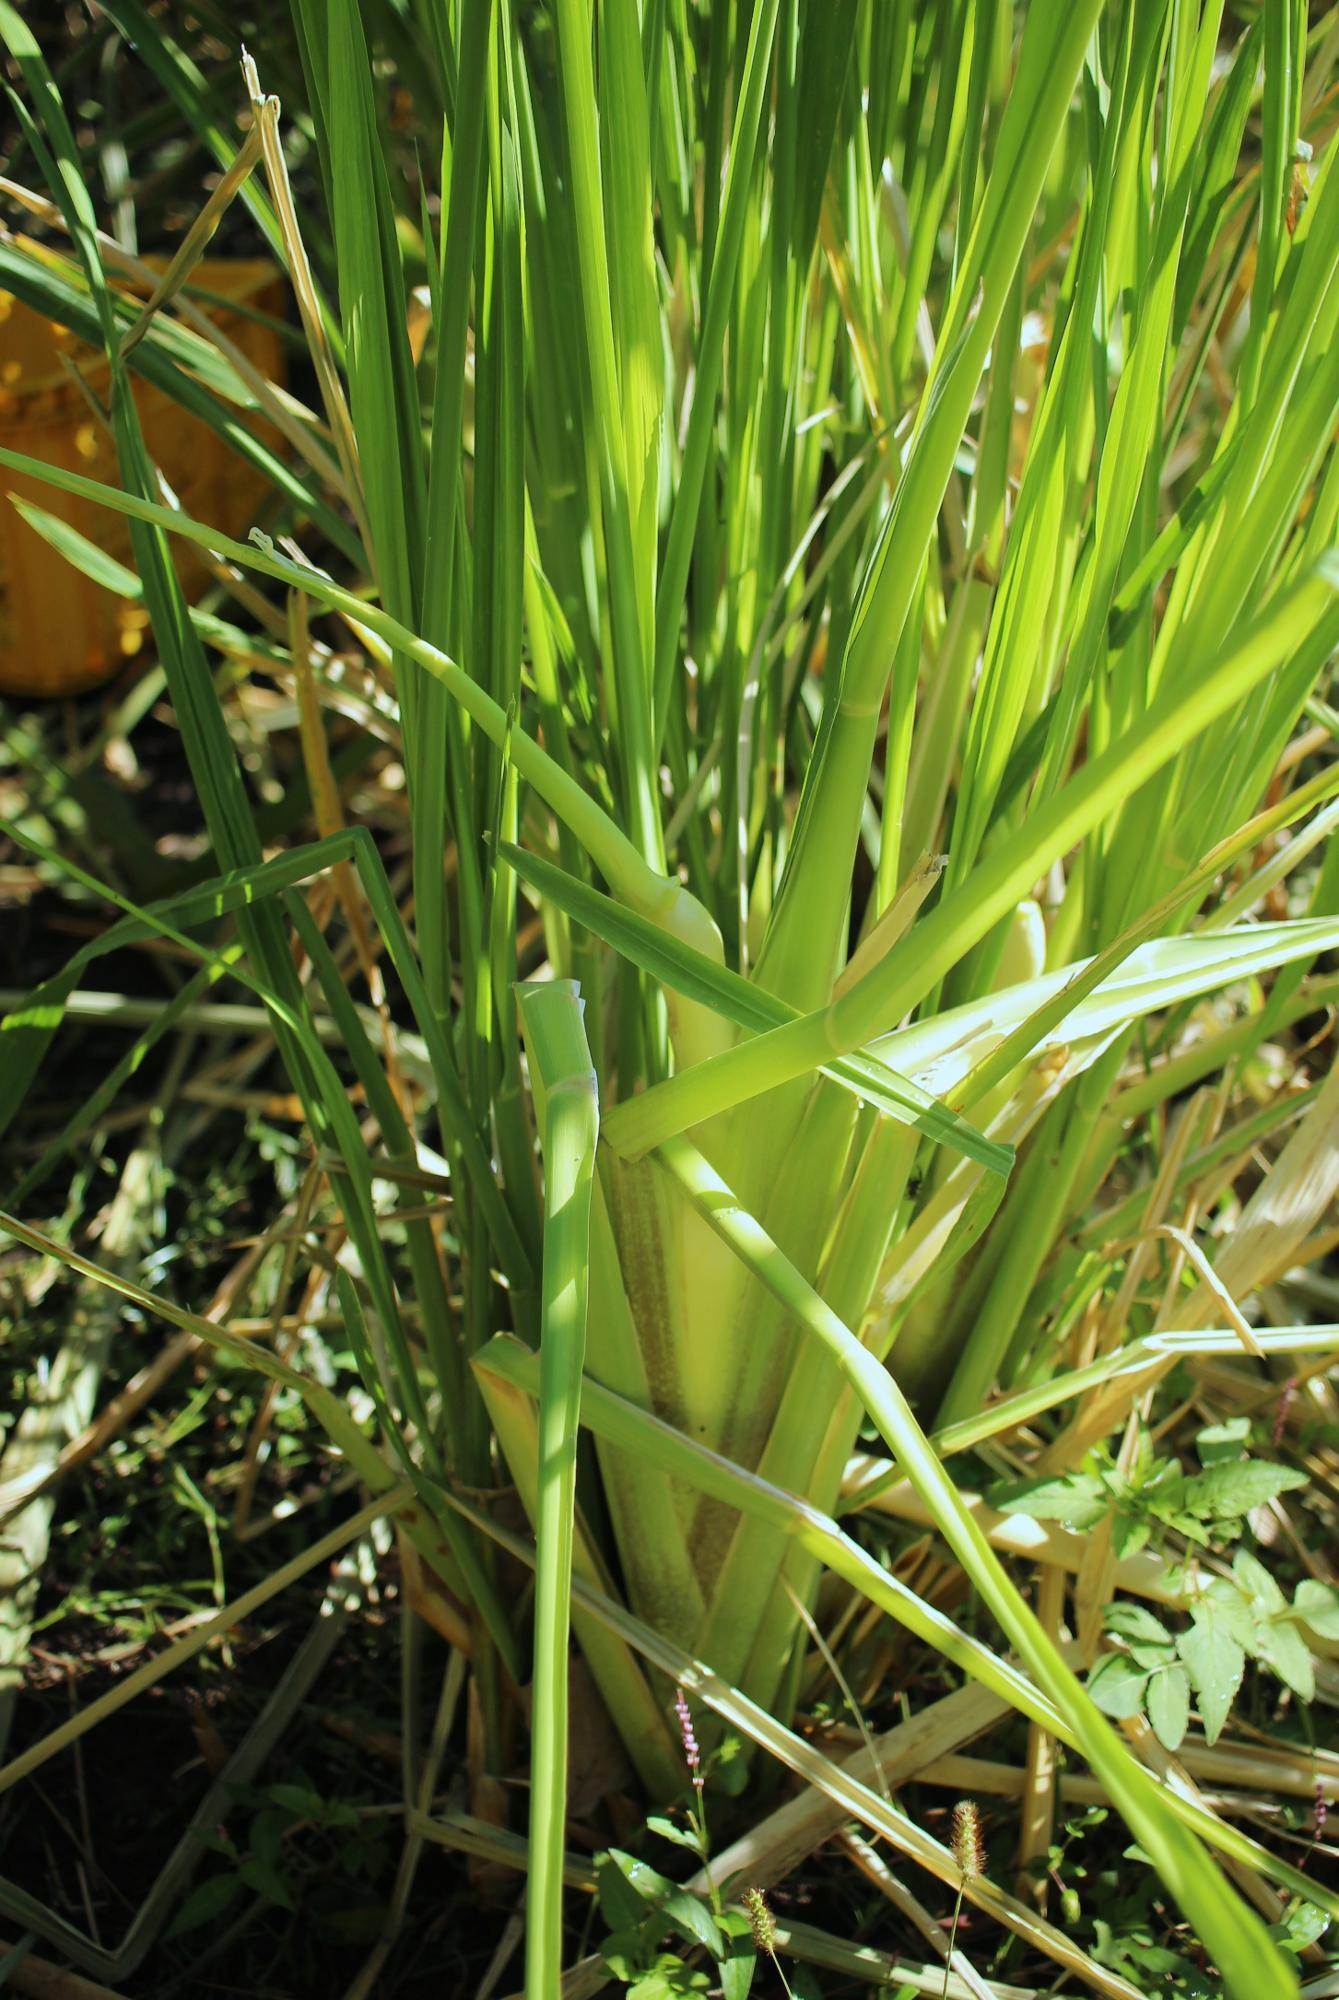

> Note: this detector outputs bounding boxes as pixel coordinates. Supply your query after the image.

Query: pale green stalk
[517,982,599,2000]
[754,0,1105,1011]
[551,0,661,869]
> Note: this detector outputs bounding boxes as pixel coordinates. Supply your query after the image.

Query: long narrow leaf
[517,982,599,2000]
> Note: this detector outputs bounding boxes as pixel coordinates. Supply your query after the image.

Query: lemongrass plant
[3,1,1339,1992]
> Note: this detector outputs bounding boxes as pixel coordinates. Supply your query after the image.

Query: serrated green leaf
[1205,1575,1262,1646]
[1129,1638,1179,1670]
[1252,1616,1316,1703]
[1147,1664,1191,1752]
[1111,1513,1153,1560]
[1183,1460,1308,1521]
[1292,1579,1339,1640]
[1179,1605,1246,1747]
[1196,1417,1253,1465]
[1086,1653,1152,1719]
[986,1472,1109,1529]
[1106,1602,1175,1647]
[1233,1548,1289,1614]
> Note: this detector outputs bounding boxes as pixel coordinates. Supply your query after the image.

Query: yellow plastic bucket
[0,259,285,698]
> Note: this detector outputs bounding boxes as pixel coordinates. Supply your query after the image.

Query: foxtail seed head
[743,1886,777,1955]
[952,1799,985,1881]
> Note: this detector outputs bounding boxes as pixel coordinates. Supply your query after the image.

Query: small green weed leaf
[166,1871,242,1936]
[1105,1602,1174,1648]
[266,1783,326,1819]
[238,1855,296,1911]
[1129,1636,1178,1670]
[1292,1579,1339,1639]
[1183,1460,1307,1521]
[628,1954,711,1997]
[1087,1653,1151,1719]
[1107,1602,1176,1669]
[599,1854,652,1930]
[987,1471,1108,1529]
[249,1808,288,1870]
[1232,1548,1288,1613]
[1271,1898,1330,1954]
[708,1734,751,1798]
[1111,1512,1153,1559]
[602,1926,655,1981]
[1203,1575,1261,1646]
[1196,1417,1253,1465]
[1094,1922,1219,1996]
[645,1815,704,1854]
[627,1981,672,2000]
[607,1851,678,1903]
[1251,1615,1315,1702]
[1179,1605,1245,1746]
[719,1942,757,2000]
[658,1891,726,1960]
[1147,1664,1191,1752]
[606,1852,725,1960]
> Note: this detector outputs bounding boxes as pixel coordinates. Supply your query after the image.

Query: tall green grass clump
[4,2,1339,1992]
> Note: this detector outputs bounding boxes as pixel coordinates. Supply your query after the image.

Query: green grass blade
[517,981,600,1999]
[551,0,662,868]
[755,0,1105,1010]
[653,0,783,737]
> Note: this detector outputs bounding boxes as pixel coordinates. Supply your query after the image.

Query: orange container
[0,259,285,698]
